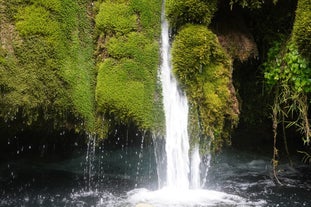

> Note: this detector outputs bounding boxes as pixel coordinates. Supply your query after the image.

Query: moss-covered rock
[95,1,137,35]
[166,0,217,31]
[292,0,311,59]
[172,25,239,150]
[95,0,164,135]
[0,0,95,132]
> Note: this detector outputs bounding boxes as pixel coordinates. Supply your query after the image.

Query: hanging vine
[263,38,311,180]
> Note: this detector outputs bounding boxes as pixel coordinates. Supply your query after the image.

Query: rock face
[213,11,258,62]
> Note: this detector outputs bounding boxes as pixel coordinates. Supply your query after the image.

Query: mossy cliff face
[0,0,95,132]
[0,0,164,139]
[1,0,309,156]
[166,0,239,150]
[292,0,311,59]
[94,0,164,136]
[0,0,238,147]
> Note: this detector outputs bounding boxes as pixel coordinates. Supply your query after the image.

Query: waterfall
[159,3,198,190]
[128,3,252,206]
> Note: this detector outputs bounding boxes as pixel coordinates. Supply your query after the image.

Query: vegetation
[261,0,311,170]
[229,0,275,9]
[263,39,311,171]
[171,25,239,151]
[95,0,164,136]
[164,0,239,151]
[0,0,310,169]
[0,0,95,132]
[292,0,311,59]
[166,0,217,31]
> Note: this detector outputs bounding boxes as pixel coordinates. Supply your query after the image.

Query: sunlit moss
[172,25,239,150]
[95,2,137,35]
[166,0,217,31]
[292,0,311,59]
[95,0,164,134]
[0,0,95,132]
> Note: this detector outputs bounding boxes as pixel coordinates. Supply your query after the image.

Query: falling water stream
[159,2,190,189]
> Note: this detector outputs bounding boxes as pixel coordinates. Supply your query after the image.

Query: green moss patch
[0,0,95,132]
[292,0,311,59]
[172,25,239,150]
[166,0,217,31]
[95,0,163,134]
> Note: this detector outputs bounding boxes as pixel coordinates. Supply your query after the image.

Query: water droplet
[16,150,19,154]
[28,145,31,149]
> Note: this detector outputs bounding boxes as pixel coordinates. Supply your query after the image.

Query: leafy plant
[298,151,311,164]
[264,39,311,173]
[229,0,267,9]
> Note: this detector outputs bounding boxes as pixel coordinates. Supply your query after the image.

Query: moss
[95,1,137,35]
[0,0,95,132]
[292,0,311,59]
[15,5,60,37]
[95,0,164,134]
[172,25,239,150]
[166,0,217,31]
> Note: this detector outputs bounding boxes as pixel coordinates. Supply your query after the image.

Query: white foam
[127,188,265,207]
